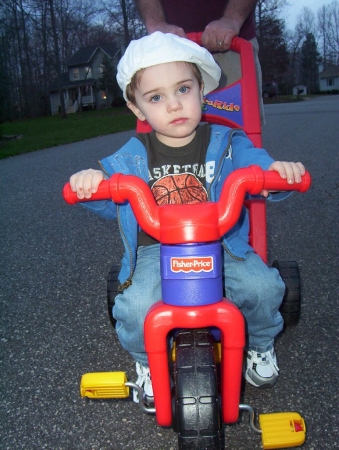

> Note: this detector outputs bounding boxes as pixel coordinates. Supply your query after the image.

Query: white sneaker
[244,348,279,388]
[133,362,153,404]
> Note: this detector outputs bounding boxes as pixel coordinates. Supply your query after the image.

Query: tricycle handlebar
[63,166,311,244]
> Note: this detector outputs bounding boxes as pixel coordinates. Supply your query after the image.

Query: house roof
[67,42,119,67]
[49,42,120,92]
[319,65,339,78]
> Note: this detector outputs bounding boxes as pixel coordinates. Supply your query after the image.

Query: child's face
[127,62,203,147]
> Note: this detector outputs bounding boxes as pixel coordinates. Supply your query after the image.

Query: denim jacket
[81,124,288,286]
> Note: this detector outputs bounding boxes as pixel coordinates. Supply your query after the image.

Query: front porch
[63,84,96,113]
[50,77,108,115]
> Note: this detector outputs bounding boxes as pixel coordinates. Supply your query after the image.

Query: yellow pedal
[259,412,306,449]
[80,372,129,399]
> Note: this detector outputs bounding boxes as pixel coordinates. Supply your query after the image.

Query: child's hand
[69,169,104,199]
[261,161,306,197]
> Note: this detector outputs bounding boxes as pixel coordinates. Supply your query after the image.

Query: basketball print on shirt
[151,173,207,205]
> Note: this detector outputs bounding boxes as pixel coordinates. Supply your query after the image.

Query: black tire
[107,265,120,328]
[174,329,222,450]
[272,260,302,326]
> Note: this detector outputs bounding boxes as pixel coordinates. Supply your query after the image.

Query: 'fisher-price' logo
[171,256,214,273]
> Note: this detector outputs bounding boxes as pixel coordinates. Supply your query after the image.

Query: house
[319,65,339,92]
[49,43,122,115]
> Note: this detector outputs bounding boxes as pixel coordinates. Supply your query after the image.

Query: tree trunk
[121,0,131,46]
[48,0,67,119]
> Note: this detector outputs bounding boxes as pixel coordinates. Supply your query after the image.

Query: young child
[69,32,305,400]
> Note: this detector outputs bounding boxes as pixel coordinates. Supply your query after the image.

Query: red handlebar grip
[186,32,203,45]
[262,170,311,193]
[186,32,239,52]
[62,180,111,205]
[62,183,79,205]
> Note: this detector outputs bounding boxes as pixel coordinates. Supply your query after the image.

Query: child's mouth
[170,118,188,125]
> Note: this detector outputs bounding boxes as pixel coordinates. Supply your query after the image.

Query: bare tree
[1,0,35,118]
[295,7,316,39]
[256,0,289,38]
[52,0,102,67]
[318,5,331,66]
[328,0,339,64]
[103,0,145,47]
[318,1,339,65]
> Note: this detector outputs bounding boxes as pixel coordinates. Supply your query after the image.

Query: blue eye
[151,94,162,102]
[178,86,189,94]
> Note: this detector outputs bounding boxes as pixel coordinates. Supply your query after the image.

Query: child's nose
[167,96,183,112]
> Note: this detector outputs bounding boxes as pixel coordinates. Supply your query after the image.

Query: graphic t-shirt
[137,124,213,245]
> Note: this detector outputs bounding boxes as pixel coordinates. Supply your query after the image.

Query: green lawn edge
[0,108,136,160]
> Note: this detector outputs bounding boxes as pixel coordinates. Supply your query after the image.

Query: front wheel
[173,329,222,449]
[273,260,302,326]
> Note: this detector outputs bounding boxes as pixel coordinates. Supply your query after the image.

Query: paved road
[1,96,338,449]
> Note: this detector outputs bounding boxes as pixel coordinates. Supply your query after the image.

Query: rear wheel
[174,329,222,449]
[273,260,302,326]
[107,265,120,328]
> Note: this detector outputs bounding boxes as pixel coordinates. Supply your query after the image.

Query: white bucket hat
[117,32,221,100]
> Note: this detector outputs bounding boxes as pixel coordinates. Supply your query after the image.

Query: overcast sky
[284,0,335,30]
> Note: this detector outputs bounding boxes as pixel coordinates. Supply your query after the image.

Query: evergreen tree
[301,33,320,94]
[97,54,120,107]
[257,15,289,85]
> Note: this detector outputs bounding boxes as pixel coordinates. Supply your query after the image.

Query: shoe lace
[258,351,279,376]
[135,363,150,385]
[134,363,153,403]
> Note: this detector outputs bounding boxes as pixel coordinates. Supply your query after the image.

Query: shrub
[111,97,126,107]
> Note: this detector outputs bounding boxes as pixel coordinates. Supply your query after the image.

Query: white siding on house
[320,76,339,91]
[319,65,339,92]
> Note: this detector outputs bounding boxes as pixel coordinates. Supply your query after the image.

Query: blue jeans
[113,244,285,367]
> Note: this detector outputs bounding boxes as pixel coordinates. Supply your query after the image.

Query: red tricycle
[62,36,311,449]
[63,166,310,449]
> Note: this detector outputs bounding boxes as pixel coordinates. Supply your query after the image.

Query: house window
[327,78,334,86]
[99,64,104,74]
[73,68,79,80]
[85,67,92,78]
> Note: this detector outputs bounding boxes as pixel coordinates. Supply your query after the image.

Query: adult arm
[135,0,257,51]
[134,0,186,37]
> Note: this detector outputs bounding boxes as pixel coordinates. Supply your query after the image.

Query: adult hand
[201,17,240,52]
[147,21,186,38]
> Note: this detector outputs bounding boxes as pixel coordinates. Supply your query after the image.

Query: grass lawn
[0,96,308,160]
[0,108,136,159]
[262,95,306,104]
